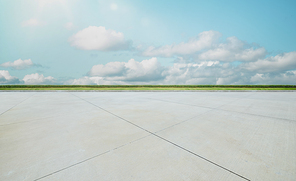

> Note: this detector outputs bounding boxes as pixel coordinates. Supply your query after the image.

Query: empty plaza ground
[0,91,295,181]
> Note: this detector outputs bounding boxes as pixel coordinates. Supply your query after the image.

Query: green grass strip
[0,85,296,90]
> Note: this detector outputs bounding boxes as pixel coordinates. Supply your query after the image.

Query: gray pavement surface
[0,92,295,181]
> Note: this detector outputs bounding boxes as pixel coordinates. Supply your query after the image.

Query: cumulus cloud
[142,31,267,63]
[0,70,21,84]
[125,58,164,81]
[81,58,223,85]
[89,62,126,77]
[198,37,267,62]
[67,49,296,85]
[1,59,34,70]
[69,26,132,51]
[23,73,55,84]
[242,51,296,73]
[69,76,121,85]
[88,57,164,82]
[250,71,296,85]
[68,58,164,85]
[161,52,296,85]
[161,61,224,85]
[142,31,221,57]
[22,18,46,27]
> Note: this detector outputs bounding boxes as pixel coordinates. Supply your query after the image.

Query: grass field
[0,85,296,90]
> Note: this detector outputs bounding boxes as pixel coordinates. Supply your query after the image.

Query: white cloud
[68,58,164,85]
[88,57,164,82]
[243,51,296,73]
[23,73,55,84]
[124,58,164,81]
[85,59,222,85]
[216,76,242,85]
[64,22,74,30]
[162,62,222,85]
[66,50,296,85]
[1,59,34,70]
[142,32,267,63]
[0,70,21,84]
[250,71,296,85]
[198,37,267,62]
[69,76,122,85]
[69,26,132,51]
[89,62,126,77]
[142,31,221,57]
[22,18,46,27]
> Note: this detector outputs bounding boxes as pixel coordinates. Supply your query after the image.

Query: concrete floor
[0,92,295,181]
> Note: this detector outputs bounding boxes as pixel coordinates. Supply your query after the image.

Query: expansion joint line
[149,94,293,122]
[70,93,251,181]
[149,93,255,133]
[34,135,151,181]
[0,93,36,117]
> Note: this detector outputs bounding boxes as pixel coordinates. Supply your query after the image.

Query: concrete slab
[0,92,34,116]
[157,110,296,181]
[0,92,295,181]
[40,136,244,181]
[73,92,211,132]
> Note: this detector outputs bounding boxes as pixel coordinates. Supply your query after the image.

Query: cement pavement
[0,92,295,180]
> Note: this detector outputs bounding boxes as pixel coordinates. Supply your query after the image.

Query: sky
[0,0,296,85]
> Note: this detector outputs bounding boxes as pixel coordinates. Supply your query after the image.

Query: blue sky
[0,0,296,85]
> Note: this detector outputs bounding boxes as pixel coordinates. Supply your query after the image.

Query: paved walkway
[0,92,295,180]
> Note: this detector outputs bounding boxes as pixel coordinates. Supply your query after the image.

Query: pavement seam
[0,109,103,126]
[33,135,151,181]
[154,93,255,134]
[69,93,251,181]
[148,97,295,122]
[0,93,36,117]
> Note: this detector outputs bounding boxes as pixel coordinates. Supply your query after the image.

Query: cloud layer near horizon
[0,71,55,85]
[63,29,296,85]
[2,51,296,85]
[66,51,296,85]
[1,28,296,85]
